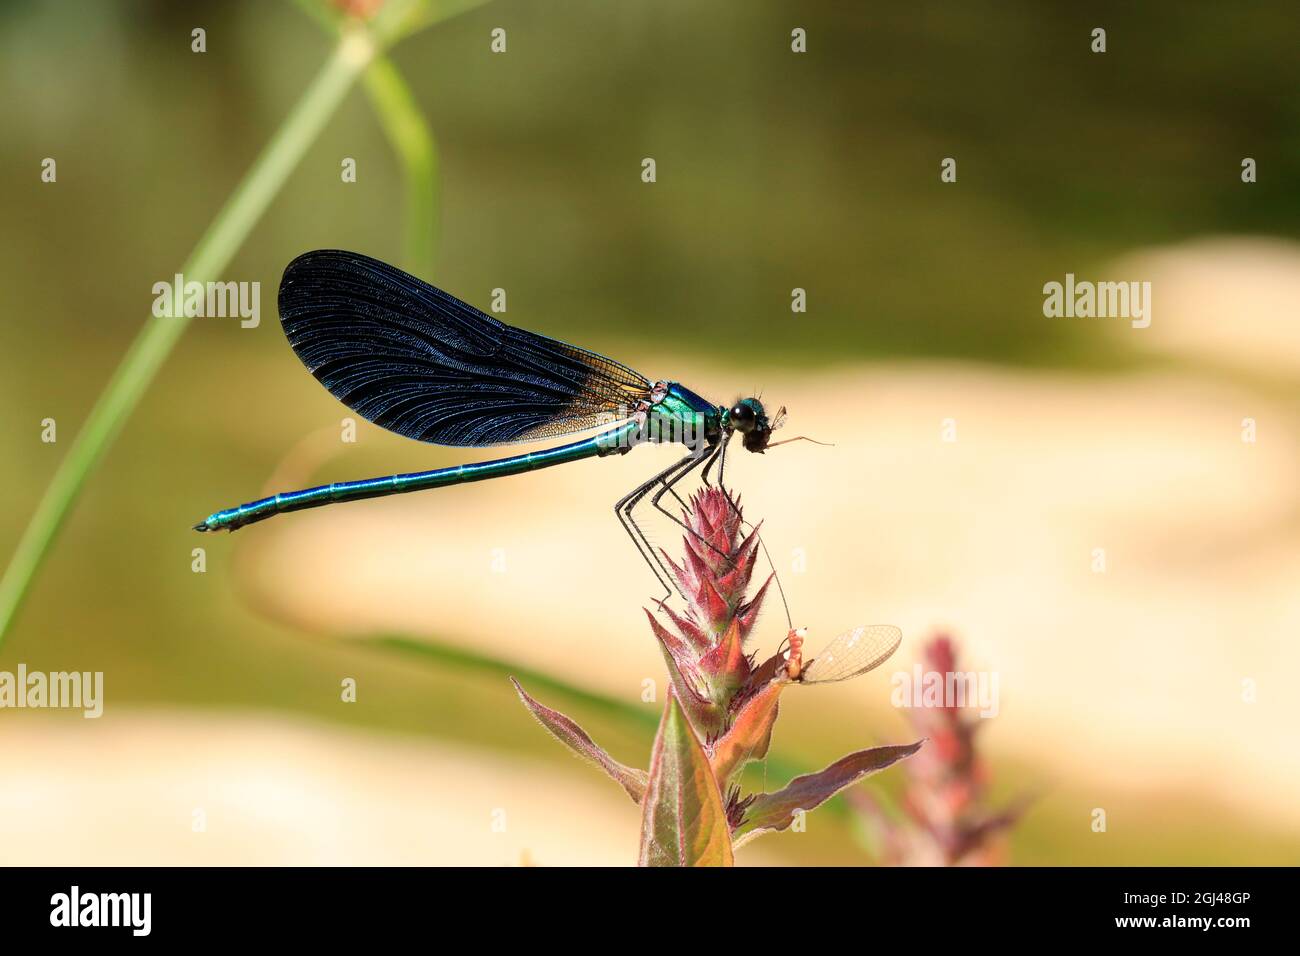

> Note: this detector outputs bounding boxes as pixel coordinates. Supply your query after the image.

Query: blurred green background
[2,0,1299,865]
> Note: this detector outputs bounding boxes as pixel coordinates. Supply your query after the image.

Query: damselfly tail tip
[193,520,212,533]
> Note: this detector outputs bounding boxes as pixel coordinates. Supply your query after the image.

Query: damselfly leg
[702,432,725,486]
[648,445,732,556]
[615,449,708,603]
[709,435,795,628]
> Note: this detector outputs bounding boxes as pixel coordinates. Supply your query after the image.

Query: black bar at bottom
[0,865,1285,941]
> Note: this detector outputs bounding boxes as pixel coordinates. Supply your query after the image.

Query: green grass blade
[0,30,378,645]
[296,0,445,276]
[365,634,661,732]
[364,57,440,276]
[0,1,492,646]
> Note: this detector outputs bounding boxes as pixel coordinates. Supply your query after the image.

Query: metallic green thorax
[645,382,722,453]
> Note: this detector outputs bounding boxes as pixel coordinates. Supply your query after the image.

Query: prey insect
[782,625,903,683]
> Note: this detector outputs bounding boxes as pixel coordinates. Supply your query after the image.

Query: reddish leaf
[638,689,735,867]
[511,678,648,805]
[744,647,789,692]
[661,551,696,600]
[644,608,693,669]
[709,678,784,786]
[651,634,723,738]
[733,741,923,848]
[660,603,708,650]
[698,575,731,626]
[951,795,1035,861]
[699,617,747,682]
[715,521,761,597]
[734,574,772,640]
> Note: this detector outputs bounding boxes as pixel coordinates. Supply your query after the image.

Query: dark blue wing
[278,250,652,446]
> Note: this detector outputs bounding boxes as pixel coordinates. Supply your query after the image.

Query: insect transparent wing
[799,625,902,684]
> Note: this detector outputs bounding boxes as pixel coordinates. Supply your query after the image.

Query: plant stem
[296,0,444,276]
[0,0,496,644]
[364,57,440,275]
[0,28,379,645]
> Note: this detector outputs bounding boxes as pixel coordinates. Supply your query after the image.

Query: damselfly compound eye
[730,403,757,432]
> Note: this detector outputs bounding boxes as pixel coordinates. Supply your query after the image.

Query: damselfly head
[726,396,774,452]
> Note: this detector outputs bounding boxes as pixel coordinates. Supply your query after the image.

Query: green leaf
[733,740,923,849]
[638,690,735,867]
[511,678,647,804]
